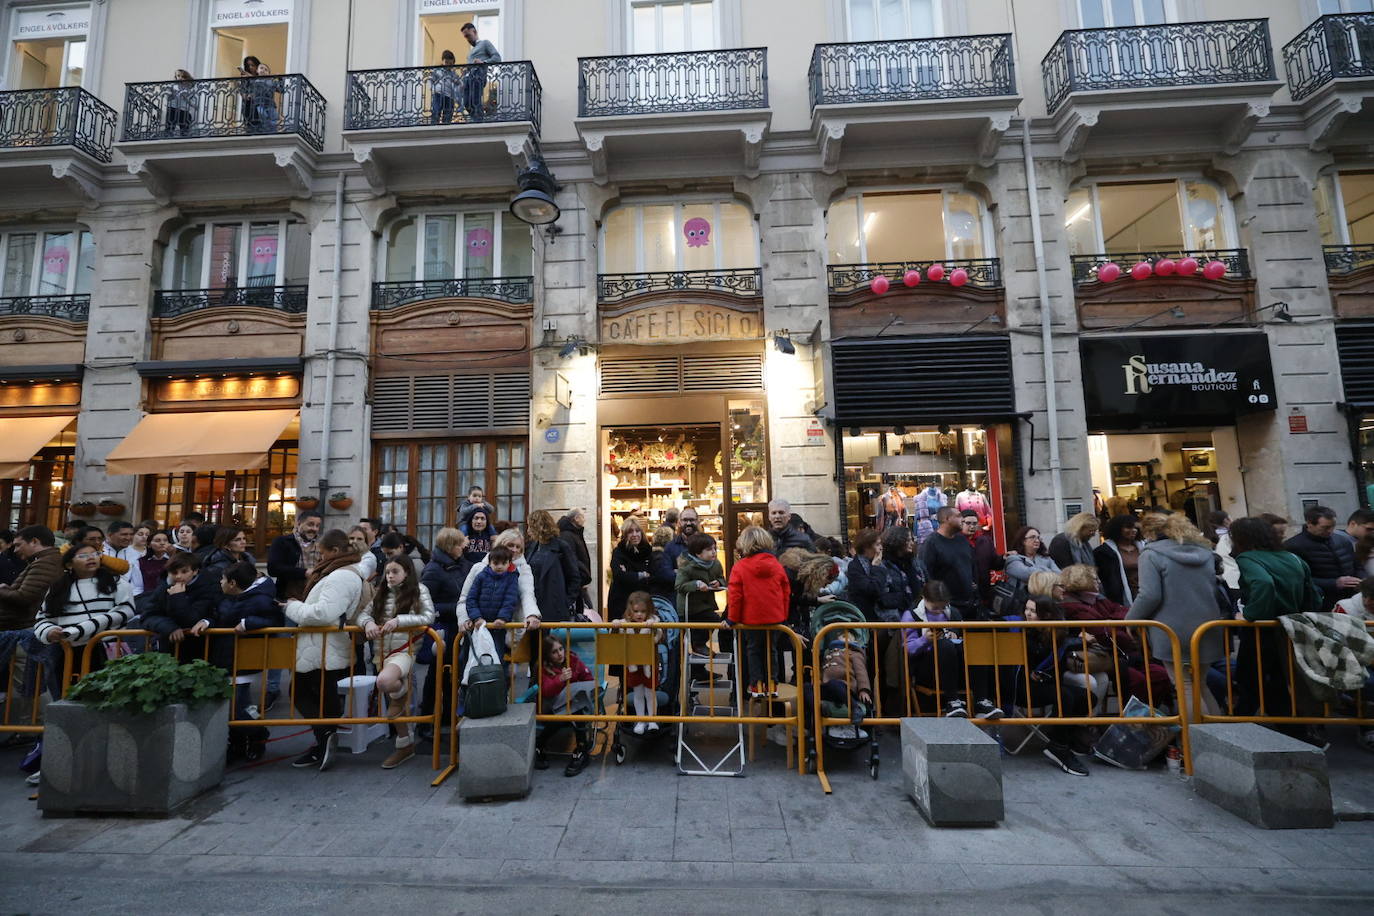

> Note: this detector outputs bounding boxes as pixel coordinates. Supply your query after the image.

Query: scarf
[296,532,320,570]
[303,551,361,598]
[688,553,714,570]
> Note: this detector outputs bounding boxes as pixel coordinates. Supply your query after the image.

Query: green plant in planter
[66,652,232,715]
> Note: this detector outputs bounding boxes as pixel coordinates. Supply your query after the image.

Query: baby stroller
[608,597,682,765]
[805,601,880,779]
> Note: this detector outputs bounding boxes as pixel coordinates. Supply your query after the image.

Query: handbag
[1063,642,1116,674]
[990,578,1026,618]
[463,653,507,719]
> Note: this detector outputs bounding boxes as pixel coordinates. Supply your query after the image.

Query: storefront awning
[104,409,298,476]
[0,416,74,478]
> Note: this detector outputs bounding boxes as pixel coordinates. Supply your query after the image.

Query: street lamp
[509,158,560,226]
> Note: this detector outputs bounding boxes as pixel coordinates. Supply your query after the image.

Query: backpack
[464,653,507,719]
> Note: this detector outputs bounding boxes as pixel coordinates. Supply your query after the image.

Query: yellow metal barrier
[81,626,447,773]
[809,619,1192,794]
[0,638,74,737]
[1190,618,1374,727]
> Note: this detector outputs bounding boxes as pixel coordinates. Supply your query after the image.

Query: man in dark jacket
[0,526,64,676]
[920,507,979,618]
[664,507,701,569]
[1283,505,1360,610]
[558,511,592,607]
[266,510,322,592]
[141,554,221,660]
[767,499,815,554]
[960,510,1002,614]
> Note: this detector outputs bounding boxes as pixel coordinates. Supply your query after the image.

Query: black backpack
[464,653,507,719]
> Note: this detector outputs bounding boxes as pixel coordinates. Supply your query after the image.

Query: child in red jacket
[726,526,791,697]
[537,632,594,776]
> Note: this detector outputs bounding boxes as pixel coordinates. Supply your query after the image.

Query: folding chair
[596,629,658,765]
[962,630,1052,755]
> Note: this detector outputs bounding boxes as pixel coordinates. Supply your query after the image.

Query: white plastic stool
[336,675,389,754]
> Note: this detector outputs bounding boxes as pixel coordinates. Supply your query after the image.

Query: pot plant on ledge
[69,500,96,517]
[96,499,126,517]
[328,492,353,511]
[295,495,319,510]
[40,652,232,817]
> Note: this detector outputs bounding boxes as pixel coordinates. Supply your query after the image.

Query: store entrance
[1088,428,1246,525]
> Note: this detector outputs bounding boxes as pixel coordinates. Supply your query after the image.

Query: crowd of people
[2,490,1371,786]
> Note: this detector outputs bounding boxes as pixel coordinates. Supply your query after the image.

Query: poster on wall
[1080,333,1277,430]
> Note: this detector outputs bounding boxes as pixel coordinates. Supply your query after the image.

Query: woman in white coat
[283,529,367,771]
[457,527,542,634]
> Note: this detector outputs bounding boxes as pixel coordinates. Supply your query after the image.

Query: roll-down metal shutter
[830,335,1014,426]
[1337,324,1374,409]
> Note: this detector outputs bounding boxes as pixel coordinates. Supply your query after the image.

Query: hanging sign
[12,5,91,38]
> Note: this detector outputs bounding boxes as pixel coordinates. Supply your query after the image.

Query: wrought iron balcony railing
[345,62,542,133]
[827,259,1003,294]
[579,48,768,117]
[1070,249,1250,285]
[121,75,327,151]
[371,277,534,309]
[1042,19,1276,113]
[1324,244,1374,275]
[0,294,90,321]
[153,285,309,318]
[0,87,116,162]
[597,268,762,304]
[809,34,1016,107]
[1285,14,1374,102]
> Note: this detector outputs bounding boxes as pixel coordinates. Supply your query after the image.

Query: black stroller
[804,601,880,779]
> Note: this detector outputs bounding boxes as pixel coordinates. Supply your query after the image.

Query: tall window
[826,190,990,264]
[1,445,74,530]
[382,210,531,282]
[419,5,501,65]
[600,202,758,273]
[166,219,308,290]
[630,1,717,52]
[142,445,298,555]
[8,3,89,88]
[209,0,293,77]
[1077,0,1174,26]
[0,229,94,297]
[1317,172,1374,246]
[375,439,527,547]
[1064,179,1232,256]
[1321,1,1374,13]
[846,0,941,40]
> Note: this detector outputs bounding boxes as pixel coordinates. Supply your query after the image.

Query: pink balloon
[1130,261,1153,280]
[1097,262,1121,283]
[903,269,921,287]
[949,268,969,287]
[1176,257,1198,276]
[1154,258,1177,277]
[1202,260,1227,280]
[870,274,890,295]
[927,263,946,282]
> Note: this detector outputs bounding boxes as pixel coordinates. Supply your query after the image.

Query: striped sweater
[33,578,135,647]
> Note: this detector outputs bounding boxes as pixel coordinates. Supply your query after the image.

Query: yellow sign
[0,382,81,409]
[157,375,301,402]
[600,303,761,345]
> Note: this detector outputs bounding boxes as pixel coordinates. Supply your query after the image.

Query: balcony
[808,35,1020,171]
[0,88,116,204]
[344,62,542,193]
[1326,245,1374,319]
[153,286,309,319]
[150,287,308,362]
[575,48,770,184]
[597,268,762,305]
[827,259,1004,336]
[117,75,326,203]
[1071,249,1254,329]
[1284,14,1374,150]
[1041,19,1280,160]
[0,294,90,322]
[371,277,534,309]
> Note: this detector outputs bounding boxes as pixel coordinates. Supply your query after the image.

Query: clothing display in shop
[955,488,991,529]
[914,485,945,544]
[878,487,907,531]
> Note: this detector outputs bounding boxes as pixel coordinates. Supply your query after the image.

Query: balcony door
[1077,1,1173,27]
[845,0,941,40]
[7,4,90,89]
[630,0,717,53]
[418,8,501,66]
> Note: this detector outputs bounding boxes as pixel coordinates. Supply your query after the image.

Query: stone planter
[38,699,228,817]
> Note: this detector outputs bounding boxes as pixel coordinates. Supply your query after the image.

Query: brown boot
[385,691,407,719]
[382,724,415,769]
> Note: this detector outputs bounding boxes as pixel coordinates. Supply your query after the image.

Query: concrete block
[39,699,228,817]
[900,717,1003,827]
[1191,723,1333,829]
[458,703,536,800]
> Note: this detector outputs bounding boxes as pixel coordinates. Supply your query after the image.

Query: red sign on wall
[1288,414,1308,434]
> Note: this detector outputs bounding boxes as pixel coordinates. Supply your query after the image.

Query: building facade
[1,0,1371,595]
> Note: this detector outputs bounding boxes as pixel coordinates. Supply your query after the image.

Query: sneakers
[974,699,1004,720]
[1044,744,1089,777]
[645,721,660,733]
[25,771,40,786]
[318,732,338,772]
[632,721,647,736]
[381,744,414,769]
[564,749,590,777]
[943,699,968,718]
[747,682,767,699]
[534,748,550,770]
[291,747,322,768]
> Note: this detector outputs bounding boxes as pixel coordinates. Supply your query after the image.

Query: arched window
[380,209,531,282]
[166,218,308,291]
[826,188,991,265]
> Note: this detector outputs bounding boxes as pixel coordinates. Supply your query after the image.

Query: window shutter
[599,353,763,394]
[831,336,1014,425]
[1338,324,1374,409]
[372,372,530,432]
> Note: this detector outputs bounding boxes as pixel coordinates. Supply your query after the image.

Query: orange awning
[104,409,298,476]
[0,416,74,478]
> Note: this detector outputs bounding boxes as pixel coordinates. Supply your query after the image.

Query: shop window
[1316,171,1374,247]
[599,202,758,273]
[630,0,716,52]
[373,439,527,548]
[382,210,531,283]
[826,190,989,264]
[166,219,308,290]
[728,398,767,504]
[419,5,500,64]
[845,0,941,40]
[0,229,94,298]
[142,444,298,555]
[1,446,74,530]
[1064,179,1231,256]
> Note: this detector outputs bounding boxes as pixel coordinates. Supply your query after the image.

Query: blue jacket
[466,565,520,623]
[217,577,282,631]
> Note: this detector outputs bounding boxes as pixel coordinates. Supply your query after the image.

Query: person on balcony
[250,61,281,133]
[237,55,262,128]
[166,70,195,135]
[460,21,501,122]
[430,49,460,124]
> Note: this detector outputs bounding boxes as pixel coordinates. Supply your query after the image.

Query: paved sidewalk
[2,725,1373,914]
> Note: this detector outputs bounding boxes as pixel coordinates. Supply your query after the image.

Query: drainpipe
[317,171,346,504]
[1020,118,1065,517]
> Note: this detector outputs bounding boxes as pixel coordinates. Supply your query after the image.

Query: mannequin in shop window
[913,482,946,545]
[879,483,907,532]
[955,480,991,530]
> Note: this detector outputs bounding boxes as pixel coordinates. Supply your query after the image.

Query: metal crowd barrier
[1190,618,1374,727]
[809,619,1191,794]
[0,639,73,737]
[80,626,447,773]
